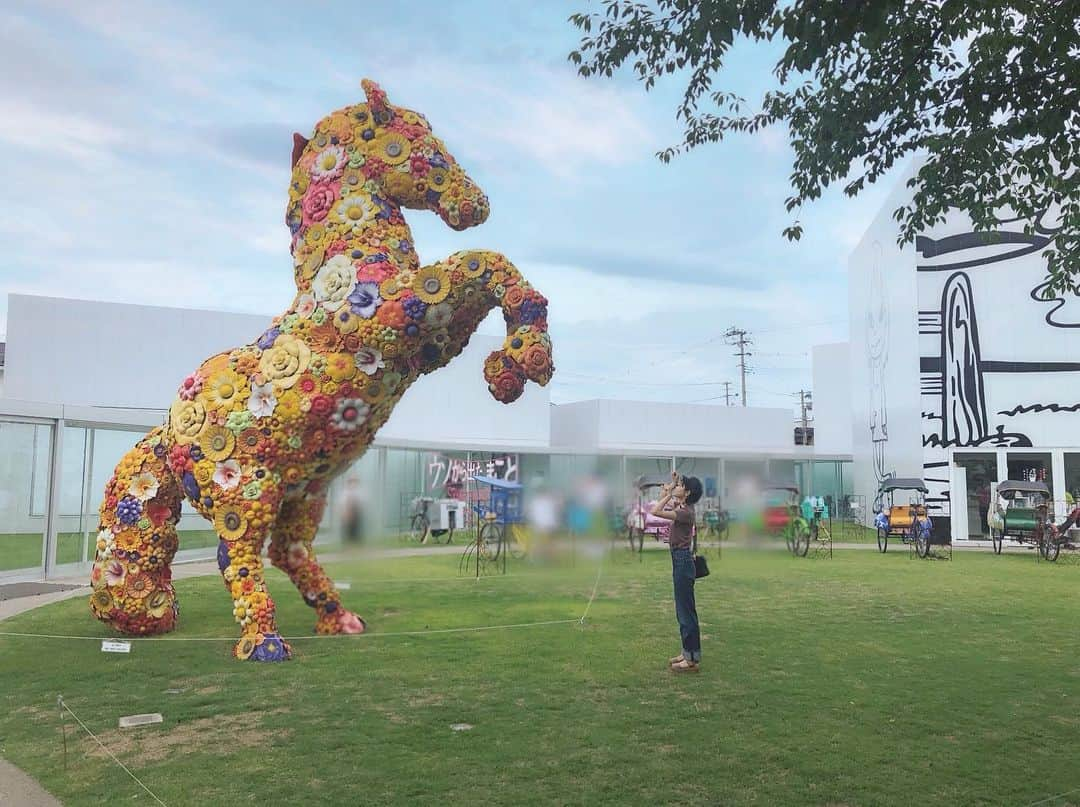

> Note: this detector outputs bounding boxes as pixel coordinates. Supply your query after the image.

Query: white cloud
[374,56,655,181]
[752,124,787,155]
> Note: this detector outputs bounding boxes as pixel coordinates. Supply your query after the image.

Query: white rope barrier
[57,697,168,807]
[0,564,605,644]
[1024,786,1080,807]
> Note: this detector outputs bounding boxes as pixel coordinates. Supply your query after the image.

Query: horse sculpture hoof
[316,610,367,635]
[235,633,292,662]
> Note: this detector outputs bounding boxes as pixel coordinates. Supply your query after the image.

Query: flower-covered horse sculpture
[89,80,554,661]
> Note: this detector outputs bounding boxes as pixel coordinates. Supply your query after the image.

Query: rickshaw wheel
[991,527,1003,555]
[1043,538,1061,562]
[793,521,810,557]
[480,521,503,562]
[877,527,888,553]
[508,527,527,560]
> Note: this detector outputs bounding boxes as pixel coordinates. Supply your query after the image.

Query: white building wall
[551,399,797,455]
[549,400,600,450]
[4,294,270,409]
[850,160,1080,534]
[811,342,852,455]
[849,166,925,523]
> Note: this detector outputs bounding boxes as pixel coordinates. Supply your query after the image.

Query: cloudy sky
[0,0,904,415]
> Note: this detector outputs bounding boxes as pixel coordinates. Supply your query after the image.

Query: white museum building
[846,161,1080,544]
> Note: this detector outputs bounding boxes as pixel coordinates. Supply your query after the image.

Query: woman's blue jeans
[671,547,701,662]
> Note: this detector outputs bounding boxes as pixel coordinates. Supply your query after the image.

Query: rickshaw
[989,480,1062,560]
[874,478,933,557]
[625,474,697,555]
[761,484,810,556]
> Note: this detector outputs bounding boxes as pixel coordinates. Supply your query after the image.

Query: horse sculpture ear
[291,132,309,168]
[361,78,390,119]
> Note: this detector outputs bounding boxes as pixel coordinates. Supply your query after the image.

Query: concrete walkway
[0,759,62,806]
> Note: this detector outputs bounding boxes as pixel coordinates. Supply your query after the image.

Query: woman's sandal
[670,659,699,673]
[669,654,685,665]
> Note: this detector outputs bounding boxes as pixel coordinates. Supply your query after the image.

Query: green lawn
[2,549,1079,805]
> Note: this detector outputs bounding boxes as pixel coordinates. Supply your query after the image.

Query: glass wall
[56,425,91,566]
[3,401,862,576]
[1007,451,1053,489]
[1064,453,1080,508]
[0,420,53,576]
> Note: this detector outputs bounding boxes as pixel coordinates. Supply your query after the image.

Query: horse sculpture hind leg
[90,426,183,635]
[268,494,366,635]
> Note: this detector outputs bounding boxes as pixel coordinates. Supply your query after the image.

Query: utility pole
[798,389,813,444]
[723,328,753,406]
[722,382,734,407]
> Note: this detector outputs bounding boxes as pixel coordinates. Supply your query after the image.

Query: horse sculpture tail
[89,425,184,635]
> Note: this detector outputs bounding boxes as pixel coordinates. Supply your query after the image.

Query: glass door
[953,452,998,539]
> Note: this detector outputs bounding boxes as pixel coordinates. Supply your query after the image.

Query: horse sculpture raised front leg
[89,78,553,660]
[408,250,553,398]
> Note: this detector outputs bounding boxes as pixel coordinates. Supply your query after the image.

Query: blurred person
[651,472,704,673]
[339,478,365,545]
[528,485,562,535]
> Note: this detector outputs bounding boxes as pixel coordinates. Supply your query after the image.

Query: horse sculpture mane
[89,79,554,661]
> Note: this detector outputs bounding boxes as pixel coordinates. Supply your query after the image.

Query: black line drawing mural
[867,241,893,491]
[913,212,1079,530]
[917,207,1072,327]
[998,403,1080,416]
[918,271,1034,449]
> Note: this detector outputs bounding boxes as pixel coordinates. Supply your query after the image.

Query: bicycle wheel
[410,514,429,543]
[1043,537,1061,562]
[877,527,888,553]
[792,521,809,557]
[480,521,503,562]
[627,525,643,555]
[915,525,930,558]
[991,527,1003,555]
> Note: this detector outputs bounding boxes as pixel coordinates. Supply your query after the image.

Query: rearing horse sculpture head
[286,78,489,252]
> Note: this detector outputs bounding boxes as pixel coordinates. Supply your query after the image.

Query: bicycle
[807,503,833,558]
[459,508,507,577]
[408,496,457,545]
[409,497,433,543]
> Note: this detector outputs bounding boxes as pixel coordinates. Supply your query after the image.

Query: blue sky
[0,0,903,414]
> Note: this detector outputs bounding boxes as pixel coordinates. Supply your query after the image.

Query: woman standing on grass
[651,472,704,673]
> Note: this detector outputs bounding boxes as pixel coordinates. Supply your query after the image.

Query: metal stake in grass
[57,694,67,771]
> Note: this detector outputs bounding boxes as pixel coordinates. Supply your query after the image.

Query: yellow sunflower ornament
[414,264,451,304]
